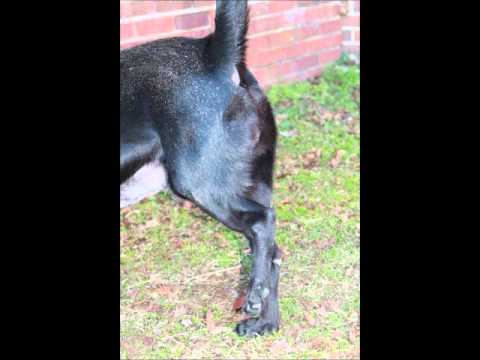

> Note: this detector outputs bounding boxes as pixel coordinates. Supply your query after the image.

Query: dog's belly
[120,161,168,208]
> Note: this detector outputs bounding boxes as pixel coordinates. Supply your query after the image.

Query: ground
[120,57,360,359]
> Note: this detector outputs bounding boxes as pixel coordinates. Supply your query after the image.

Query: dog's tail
[206,0,249,71]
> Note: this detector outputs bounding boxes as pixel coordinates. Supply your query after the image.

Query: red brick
[299,65,324,81]
[156,1,194,12]
[304,33,342,52]
[270,61,298,78]
[120,0,355,87]
[175,12,209,30]
[278,64,324,83]
[247,35,271,51]
[283,45,308,62]
[121,40,143,50]
[343,15,359,27]
[298,0,322,7]
[319,19,342,34]
[120,3,132,19]
[249,1,297,19]
[193,0,216,7]
[295,54,319,71]
[248,2,270,18]
[294,26,315,41]
[268,1,298,14]
[120,23,135,39]
[180,28,211,39]
[305,3,341,22]
[134,17,175,37]
[130,1,157,17]
[317,47,342,64]
[268,29,296,48]
[250,67,273,87]
[283,8,307,24]
[295,18,341,41]
[248,29,297,52]
[248,42,307,67]
[206,9,216,27]
[249,14,287,34]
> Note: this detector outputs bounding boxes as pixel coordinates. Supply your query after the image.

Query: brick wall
[341,0,359,58]
[120,0,360,87]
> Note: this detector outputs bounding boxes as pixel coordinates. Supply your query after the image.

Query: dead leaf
[232,294,246,311]
[174,305,187,317]
[122,218,131,228]
[304,312,316,326]
[348,327,358,343]
[301,149,322,169]
[330,150,345,168]
[127,289,139,299]
[211,326,229,335]
[172,237,183,249]
[144,219,157,228]
[346,267,354,276]
[332,329,342,339]
[143,336,154,346]
[317,305,328,317]
[315,238,336,251]
[310,337,328,349]
[147,303,161,313]
[155,285,172,297]
[133,237,147,245]
[205,309,216,331]
[182,201,194,210]
[324,299,341,311]
[271,339,291,353]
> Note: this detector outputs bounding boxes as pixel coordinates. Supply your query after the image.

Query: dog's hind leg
[236,243,281,337]
[188,193,280,336]
[236,185,281,337]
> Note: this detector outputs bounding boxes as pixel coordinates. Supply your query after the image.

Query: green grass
[120,58,360,359]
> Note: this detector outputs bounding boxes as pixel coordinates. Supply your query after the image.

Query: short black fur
[120,0,280,336]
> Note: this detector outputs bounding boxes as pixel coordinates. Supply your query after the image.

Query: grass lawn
[120,56,360,359]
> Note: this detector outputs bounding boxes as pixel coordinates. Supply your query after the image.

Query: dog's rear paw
[235,318,279,337]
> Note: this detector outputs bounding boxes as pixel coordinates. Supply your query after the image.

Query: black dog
[120,0,280,336]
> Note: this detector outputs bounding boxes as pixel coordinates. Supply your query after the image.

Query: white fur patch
[120,162,168,208]
[231,68,240,86]
[273,258,282,266]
